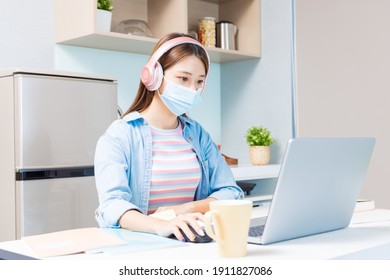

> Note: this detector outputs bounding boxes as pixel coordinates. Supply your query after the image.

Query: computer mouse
[179,225,213,243]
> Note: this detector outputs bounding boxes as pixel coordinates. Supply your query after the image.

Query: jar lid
[199,17,216,21]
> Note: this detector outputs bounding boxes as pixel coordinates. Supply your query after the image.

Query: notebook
[248,137,375,245]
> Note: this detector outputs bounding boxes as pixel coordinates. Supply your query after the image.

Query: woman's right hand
[155,212,205,242]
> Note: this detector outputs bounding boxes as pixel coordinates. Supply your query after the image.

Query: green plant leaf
[244,125,275,146]
[97,0,113,11]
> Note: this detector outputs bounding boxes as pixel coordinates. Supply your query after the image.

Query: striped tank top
[147,123,201,214]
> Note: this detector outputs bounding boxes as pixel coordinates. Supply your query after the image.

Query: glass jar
[198,17,216,47]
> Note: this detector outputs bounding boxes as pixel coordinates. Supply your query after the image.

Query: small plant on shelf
[97,0,113,12]
[245,125,274,146]
[244,125,274,165]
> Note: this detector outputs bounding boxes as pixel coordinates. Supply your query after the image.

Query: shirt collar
[122,111,143,123]
[178,115,194,126]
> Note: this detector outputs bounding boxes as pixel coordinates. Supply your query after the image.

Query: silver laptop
[248,137,375,245]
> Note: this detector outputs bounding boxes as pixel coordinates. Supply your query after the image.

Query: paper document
[22,227,126,258]
[86,228,186,255]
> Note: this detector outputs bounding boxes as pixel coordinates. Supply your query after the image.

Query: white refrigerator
[0,68,117,241]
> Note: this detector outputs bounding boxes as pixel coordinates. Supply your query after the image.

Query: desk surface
[1,208,390,260]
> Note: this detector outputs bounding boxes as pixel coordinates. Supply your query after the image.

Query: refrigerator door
[14,73,117,168]
[12,71,117,238]
[16,176,98,238]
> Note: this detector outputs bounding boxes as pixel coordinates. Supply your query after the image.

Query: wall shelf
[245,194,273,203]
[230,164,280,200]
[55,0,261,63]
[230,164,280,181]
[57,32,261,63]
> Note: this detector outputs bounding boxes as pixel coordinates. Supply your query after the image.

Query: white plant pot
[96,9,112,32]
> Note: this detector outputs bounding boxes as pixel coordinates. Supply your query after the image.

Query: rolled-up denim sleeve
[208,152,244,201]
[94,125,141,228]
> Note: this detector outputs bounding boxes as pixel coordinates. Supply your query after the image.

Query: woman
[94,33,243,242]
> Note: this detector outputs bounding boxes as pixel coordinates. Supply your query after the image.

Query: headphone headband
[141,37,210,91]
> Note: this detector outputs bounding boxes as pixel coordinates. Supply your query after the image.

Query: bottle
[198,17,216,47]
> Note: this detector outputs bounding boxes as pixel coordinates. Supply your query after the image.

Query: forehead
[167,55,206,76]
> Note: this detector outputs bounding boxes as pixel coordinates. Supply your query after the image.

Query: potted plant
[96,0,113,32]
[244,125,275,165]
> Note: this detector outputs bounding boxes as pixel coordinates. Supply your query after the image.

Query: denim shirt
[94,111,244,228]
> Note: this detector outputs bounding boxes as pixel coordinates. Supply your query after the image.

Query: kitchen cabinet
[55,0,261,63]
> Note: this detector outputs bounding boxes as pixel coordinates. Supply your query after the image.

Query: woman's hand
[155,212,205,242]
[119,199,216,241]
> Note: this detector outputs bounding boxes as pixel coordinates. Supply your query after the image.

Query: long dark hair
[121,33,209,118]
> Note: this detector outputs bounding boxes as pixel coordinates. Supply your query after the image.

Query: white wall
[0,0,55,69]
[294,0,390,208]
[221,0,294,195]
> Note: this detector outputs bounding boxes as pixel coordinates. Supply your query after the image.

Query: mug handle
[204,210,223,244]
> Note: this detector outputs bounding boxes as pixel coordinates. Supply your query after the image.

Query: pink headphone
[141,36,210,91]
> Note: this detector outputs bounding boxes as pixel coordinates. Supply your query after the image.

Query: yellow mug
[204,200,253,257]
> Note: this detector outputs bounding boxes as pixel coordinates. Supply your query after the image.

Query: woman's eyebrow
[176,71,205,77]
[176,71,192,75]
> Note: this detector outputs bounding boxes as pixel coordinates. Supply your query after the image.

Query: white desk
[1,208,390,260]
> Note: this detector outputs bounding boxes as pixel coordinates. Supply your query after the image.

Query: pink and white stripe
[148,124,201,214]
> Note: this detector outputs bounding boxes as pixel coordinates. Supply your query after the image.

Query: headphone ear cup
[142,37,209,91]
[147,62,163,91]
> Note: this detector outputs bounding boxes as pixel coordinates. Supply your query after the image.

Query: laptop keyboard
[248,224,265,237]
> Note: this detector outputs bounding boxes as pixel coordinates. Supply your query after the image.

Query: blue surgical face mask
[158,76,202,116]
